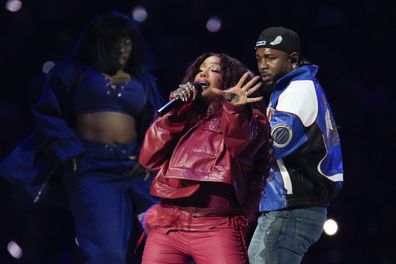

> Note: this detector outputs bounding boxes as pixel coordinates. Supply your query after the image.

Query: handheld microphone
[157,82,203,116]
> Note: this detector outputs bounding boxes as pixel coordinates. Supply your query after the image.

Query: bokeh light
[5,0,22,12]
[323,218,339,236]
[132,6,148,22]
[206,16,222,33]
[7,241,23,259]
[42,61,56,74]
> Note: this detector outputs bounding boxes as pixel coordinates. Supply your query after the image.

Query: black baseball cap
[255,26,301,54]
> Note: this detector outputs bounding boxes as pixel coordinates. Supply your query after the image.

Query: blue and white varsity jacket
[259,64,343,212]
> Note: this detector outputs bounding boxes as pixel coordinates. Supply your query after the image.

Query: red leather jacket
[139,101,269,206]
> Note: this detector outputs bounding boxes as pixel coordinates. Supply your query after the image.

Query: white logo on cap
[270,36,283,45]
[256,40,266,46]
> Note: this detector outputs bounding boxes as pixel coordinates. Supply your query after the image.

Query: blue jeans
[63,140,157,264]
[248,207,327,264]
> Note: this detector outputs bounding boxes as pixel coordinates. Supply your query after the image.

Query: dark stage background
[1,0,395,263]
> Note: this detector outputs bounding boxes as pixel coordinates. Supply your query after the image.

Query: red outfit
[139,101,269,264]
[143,218,248,264]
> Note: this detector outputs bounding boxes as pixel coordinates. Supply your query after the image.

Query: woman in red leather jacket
[139,52,271,264]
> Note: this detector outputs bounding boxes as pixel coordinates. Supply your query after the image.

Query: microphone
[157,82,203,116]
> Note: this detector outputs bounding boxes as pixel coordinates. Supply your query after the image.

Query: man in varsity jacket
[248,26,343,264]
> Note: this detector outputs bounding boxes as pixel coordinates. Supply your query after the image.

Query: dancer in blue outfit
[248,26,343,264]
[0,11,164,264]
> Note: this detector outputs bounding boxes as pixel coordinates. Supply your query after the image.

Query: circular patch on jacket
[271,124,293,148]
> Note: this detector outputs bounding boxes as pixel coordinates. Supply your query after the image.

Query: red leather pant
[142,216,248,264]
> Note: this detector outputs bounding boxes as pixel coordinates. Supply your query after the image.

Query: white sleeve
[276,80,318,127]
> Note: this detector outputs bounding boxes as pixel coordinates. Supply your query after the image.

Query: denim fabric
[63,140,157,264]
[248,207,327,264]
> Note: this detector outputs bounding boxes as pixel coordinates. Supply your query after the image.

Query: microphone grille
[192,82,203,93]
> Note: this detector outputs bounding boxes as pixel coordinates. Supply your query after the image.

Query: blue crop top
[72,67,146,117]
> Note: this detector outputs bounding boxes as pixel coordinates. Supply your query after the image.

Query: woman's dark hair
[182,52,249,91]
[181,52,262,120]
[71,11,155,78]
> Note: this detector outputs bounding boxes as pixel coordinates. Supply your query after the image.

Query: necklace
[103,74,130,97]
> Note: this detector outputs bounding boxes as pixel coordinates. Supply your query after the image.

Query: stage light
[132,6,148,22]
[323,218,338,236]
[206,16,222,33]
[7,241,23,259]
[42,61,55,74]
[5,0,22,12]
